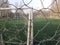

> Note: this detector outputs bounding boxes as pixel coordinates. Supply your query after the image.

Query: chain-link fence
[0,0,60,45]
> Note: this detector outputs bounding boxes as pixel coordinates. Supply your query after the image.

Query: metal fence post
[0,34,4,45]
[27,8,33,45]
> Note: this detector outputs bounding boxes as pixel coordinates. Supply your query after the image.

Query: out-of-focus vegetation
[0,18,60,45]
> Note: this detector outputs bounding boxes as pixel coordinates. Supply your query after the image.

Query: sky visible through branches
[8,0,52,9]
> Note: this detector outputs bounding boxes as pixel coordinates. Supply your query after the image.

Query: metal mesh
[0,0,60,45]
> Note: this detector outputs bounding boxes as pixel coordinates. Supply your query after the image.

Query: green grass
[0,19,27,42]
[0,18,60,45]
[34,18,60,41]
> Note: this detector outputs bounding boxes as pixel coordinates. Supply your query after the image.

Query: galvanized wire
[0,0,60,45]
